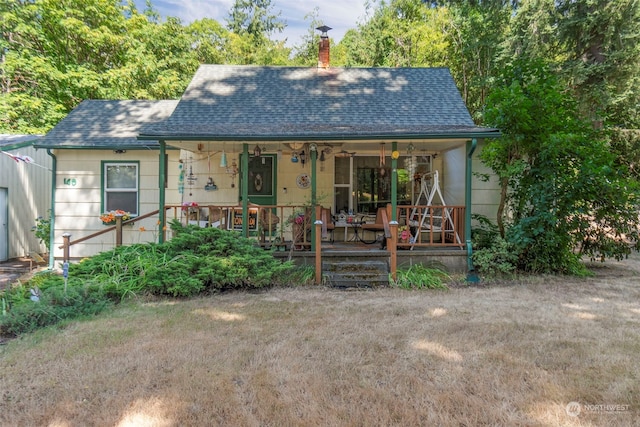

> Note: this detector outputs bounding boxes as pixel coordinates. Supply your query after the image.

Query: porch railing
[59,203,465,262]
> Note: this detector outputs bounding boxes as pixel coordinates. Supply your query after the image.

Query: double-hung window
[102,162,139,216]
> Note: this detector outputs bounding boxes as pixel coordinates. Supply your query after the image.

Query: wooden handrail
[58,209,162,249]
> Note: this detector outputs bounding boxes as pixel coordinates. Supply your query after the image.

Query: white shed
[0,135,52,262]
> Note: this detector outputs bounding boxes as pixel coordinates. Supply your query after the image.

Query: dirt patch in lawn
[1,256,639,426]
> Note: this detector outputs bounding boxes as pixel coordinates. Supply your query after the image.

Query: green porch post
[46,149,57,269]
[241,143,249,236]
[158,140,166,243]
[391,141,398,221]
[466,138,479,283]
[310,145,317,245]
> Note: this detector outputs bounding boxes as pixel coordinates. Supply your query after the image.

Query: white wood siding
[53,150,182,259]
[441,141,499,223]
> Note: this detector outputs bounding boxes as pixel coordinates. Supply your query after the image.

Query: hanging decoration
[379,143,386,166]
[178,162,184,194]
[227,159,238,188]
[253,144,262,157]
[291,152,299,163]
[205,151,217,191]
[186,164,197,196]
[220,150,227,168]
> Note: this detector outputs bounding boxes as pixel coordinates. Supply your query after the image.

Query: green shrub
[0,285,111,337]
[69,225,294,298]
[472,236,518,275]
[1,225,295,336]
[393,264,449,290]
[31,210,51,249]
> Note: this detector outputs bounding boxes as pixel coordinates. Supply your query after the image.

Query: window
[334,155,430,214]
[103,162,139,215]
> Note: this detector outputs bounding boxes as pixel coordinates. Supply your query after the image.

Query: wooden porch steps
[322,257,390,289]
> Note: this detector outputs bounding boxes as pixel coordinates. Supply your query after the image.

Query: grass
[1,257,639,426]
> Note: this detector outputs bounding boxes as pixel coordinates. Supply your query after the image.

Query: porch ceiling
[168,138,474,154]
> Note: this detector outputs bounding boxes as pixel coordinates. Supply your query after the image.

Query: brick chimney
[316,25,332,69]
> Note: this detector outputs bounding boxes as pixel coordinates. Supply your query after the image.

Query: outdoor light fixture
[299,149,306,165]
[253,144,262,157]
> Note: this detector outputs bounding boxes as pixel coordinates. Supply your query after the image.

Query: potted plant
[398,225,411,243]
[99,210,131,225]
[181,201,200,220]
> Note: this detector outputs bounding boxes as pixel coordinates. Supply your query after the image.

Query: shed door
[0,188,7,261]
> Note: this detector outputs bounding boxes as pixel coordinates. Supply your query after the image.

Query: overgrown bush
[0,282,111,337]
[70,225,295,297]
[1,225,296,336]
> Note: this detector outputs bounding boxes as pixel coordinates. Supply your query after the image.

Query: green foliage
[392,264,449,290]
[31,211,51,250]
[226,0,285,42]
[340,0,450,68]
[472,236,518,276]
[1,226,296,336]
[70,224,294,298]
[285,265,316,286]
[0,284,111,337]
[482,58,640,273]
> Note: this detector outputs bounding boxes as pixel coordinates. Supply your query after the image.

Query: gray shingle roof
[0,134,42,150]
[140,65,498,141]
[36,100,178,149]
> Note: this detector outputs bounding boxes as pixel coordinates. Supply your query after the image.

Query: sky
[132,0,370,47]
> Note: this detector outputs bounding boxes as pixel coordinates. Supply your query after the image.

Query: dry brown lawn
[1,256,640,427]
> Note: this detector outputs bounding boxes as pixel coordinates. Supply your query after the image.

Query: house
[36,32,500,277]
[0,135,51,262]
[34,100,180,260]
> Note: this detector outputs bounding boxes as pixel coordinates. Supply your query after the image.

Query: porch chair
[319,206,335,242]
[259,207,280,246]
[360,206,393,247]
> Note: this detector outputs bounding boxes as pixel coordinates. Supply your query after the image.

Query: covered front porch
[148,137,483,282]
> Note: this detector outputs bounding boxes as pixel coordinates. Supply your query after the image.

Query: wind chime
[379,143,386,176]
[185,157,197,196]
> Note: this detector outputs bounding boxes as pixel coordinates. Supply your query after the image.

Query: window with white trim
[103,162,139,215]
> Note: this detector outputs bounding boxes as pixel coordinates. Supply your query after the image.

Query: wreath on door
[254,173,263,192]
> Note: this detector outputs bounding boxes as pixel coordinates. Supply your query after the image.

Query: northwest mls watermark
[566,401,631,417]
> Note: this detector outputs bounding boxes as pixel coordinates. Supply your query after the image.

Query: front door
[0,188,8,261]
[241,154,277,207]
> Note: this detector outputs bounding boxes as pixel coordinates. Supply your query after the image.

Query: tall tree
[225,0,290,65]
[481,58,640,272]
[442,1,510,120]
[1,0,131,132]
[226,0,285,43]
[290,7,323,67]
[555,0,640,128]
[340,0,450,67]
